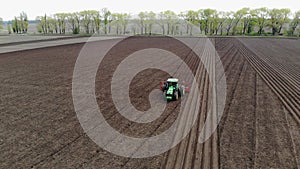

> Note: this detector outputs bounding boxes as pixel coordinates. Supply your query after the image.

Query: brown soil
[0,37,299,169]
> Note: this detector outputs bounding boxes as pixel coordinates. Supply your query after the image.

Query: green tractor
[160,78,185,101]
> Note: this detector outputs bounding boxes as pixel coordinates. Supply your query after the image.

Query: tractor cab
[166,78,178,89]
[165,78,180,101]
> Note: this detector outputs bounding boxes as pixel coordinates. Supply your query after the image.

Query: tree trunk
[278,25,283,34]
[162,25,165,35]
[220,25,223,35]
[123,25,126,34]
[186,24,189,35]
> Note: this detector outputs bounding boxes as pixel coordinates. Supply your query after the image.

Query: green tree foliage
[224,12,235,35]
[162,10,178,35]
[232,8,249,35]
[290,11,300,35]
[179,10,198,35]
[216,11,226,35]
[66,12,80,34]
[111,13,122,34]
[12,12,28,34]
[102,8,111,34]
[252,7,268,35]
[92,11,101,34]
[138,11,147,34]
[146,11,155,35]
[36,14,48,34]
[32,7,298,36]
[157,12,166,35]
[111,13,130,35]
[200,9,217,35]
[268,8,291,35]
[54,13,68,34]
[80,10,93,34]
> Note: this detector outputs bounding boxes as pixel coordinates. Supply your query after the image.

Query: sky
[0,0,299,20]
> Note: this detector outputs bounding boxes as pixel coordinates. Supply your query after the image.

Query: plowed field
[0,37,299,169]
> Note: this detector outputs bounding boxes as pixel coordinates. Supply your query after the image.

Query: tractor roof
[167,78,178,83]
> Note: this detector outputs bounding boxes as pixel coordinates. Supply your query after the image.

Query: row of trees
[2,8,300,36]
[178,8,300,36]
[7,12,29,34]
[36,9,114,34]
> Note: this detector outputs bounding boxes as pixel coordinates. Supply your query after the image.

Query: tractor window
[168,82,177,87]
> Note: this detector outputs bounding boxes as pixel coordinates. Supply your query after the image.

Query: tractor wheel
[179,87,185,97]
[174,92,179,101]
[181,86,185,96]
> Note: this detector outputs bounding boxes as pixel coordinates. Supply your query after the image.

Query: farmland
[0,36,299,169]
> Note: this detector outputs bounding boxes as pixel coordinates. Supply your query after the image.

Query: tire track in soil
[36,37,203,169]
[0,38,203,168]
[237,38,300,123]
[160,38,219,169]
[2,37,299,169]
[100,37,206,168]
[80,54,188,168]
[218,38,299,169]
[254,75,299,168]
[33,49,183,168]
[120,38,205,169]
[236,38,300,168]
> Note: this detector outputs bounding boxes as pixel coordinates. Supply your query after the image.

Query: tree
[55,13,67,34]
[36,14,48,34]
[46,16,56,34]
[138,12,147,34]
[12,17,20,33]
[111,13,121,34]
[157,12,166,35]
[213,12,223,35]
[80,10,94,34]
[199,9,218,35]
[232,8,249,35]
[146,11,156,35]
[252,7,269,35]
[278,8,291,34]
[74,12,81,34]
[268,8,291,35]
[162,10,178,35]
[102,8,111,34]
[90,11,101,34]
[210,10,219,35]
[131,18,139,34]
[67,12,80,34]
[239,8,252,35]
[224,11,235,35]
[20,12,28,33]
[122,13,131,34]
[180,10,198,35]
[111,13,130,34]
[290,11,300,35]
[245,10,257,34]
[12,12,28,34]
[30,8,298,36]
[216,11,227,35]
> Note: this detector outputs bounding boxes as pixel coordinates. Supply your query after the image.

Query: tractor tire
[181,86,185,96]
[179,87,185,98]
[173,92,179,101]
